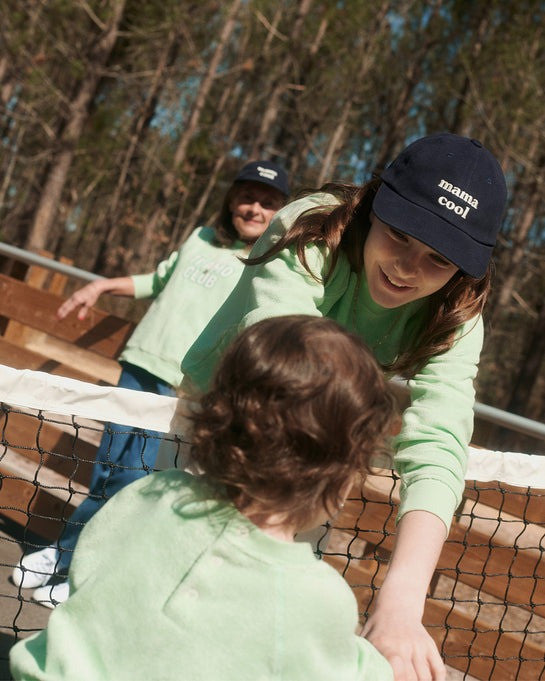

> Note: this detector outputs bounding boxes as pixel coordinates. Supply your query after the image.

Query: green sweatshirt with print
[181,194,483,531]
[10,470,393,681]
[118,226,247,387]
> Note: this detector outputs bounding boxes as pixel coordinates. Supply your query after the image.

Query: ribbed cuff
[131,274,155,299]
[396,478,458,536]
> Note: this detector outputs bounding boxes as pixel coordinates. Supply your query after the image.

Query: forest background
[1,0,544,454]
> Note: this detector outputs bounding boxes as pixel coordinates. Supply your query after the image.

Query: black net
[320,470,545,680]
[0,398,544,680]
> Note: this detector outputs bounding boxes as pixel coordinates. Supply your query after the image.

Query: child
[12,160,289,608]
[181,133,508,679]
[10,315,396,681]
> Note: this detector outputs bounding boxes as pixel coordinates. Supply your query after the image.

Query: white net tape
[1,364,543,487]
[1,365,544,680]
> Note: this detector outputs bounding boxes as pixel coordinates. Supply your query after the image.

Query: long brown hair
[246,180,492,377]
[190,315,396,530]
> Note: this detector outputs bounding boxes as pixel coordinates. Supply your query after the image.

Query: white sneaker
[32,580,70,609]
[12,545,59,589]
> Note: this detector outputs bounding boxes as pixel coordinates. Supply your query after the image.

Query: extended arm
[362,510,446,681]
[361,320,484,680]
[57,277,135,320]
[57,247,182,321]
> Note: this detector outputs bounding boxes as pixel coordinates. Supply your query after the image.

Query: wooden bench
[324,471,545,681]
[0,268,135,539]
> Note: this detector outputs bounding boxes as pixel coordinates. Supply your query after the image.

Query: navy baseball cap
[234,160,290,197]
[372,133,507,278]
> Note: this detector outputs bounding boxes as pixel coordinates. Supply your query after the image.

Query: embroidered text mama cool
[437,179,479,220]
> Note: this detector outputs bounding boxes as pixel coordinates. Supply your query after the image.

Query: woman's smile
[364,215,458,308]
[379,267,416,292]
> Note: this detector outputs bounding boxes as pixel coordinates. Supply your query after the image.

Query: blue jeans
[56,362,175,574]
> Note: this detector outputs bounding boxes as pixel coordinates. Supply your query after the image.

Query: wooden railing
[0,262,134,539]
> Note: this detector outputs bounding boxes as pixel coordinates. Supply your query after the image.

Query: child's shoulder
[117,469,206,510]
[292,552,359,611]
[185,225,216,246]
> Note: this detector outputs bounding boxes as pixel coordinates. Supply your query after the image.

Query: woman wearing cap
[12,160,289,607]
[181,134,507,681]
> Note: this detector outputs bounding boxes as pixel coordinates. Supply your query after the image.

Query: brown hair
[214,181,287,247]
[214,183,244,246]
[246,180,491,377]
[189,315,396,529]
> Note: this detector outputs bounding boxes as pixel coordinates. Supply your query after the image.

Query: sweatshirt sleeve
[238,195,349,329]
[130,249,181,299]
[179,196,348,394]
[393,316,483,532]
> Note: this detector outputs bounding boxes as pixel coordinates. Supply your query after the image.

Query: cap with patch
[234,160,290,197]
[372,133,507,278]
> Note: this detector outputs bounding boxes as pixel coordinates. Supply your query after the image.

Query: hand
[362,607,445,681]
[57,281,103,320]
[362,511,448,680]
[56,276,135,320]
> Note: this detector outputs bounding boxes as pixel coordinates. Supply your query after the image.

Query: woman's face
[364,215,459,309]
[229,181,285,243]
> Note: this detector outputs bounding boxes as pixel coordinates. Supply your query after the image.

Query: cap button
[470,139,483,148]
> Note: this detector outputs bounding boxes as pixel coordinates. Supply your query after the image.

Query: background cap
[372,132,507,278]
[234,160,290,197]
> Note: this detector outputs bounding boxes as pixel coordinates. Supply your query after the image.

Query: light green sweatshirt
[119,226,247,387]
[181,194,483,531]
[10,470,393,681]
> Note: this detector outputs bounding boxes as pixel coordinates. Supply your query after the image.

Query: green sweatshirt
[10,470,393,681]
[119,226,248,387]
[181,194,483,531]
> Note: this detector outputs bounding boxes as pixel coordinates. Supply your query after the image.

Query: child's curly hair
[190,315,397,529]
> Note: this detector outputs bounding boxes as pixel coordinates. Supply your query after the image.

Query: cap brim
[372,183,491,278]
[234,177,289,197]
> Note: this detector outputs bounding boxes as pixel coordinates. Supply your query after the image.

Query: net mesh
[0,367,544,681]
[320,471,545,681]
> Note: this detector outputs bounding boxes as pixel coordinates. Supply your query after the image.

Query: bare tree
[138,0,243,268]
[24,0,126,252]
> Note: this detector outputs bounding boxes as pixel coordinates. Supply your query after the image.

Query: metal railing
[390,377,545,444]
[1,242,543,445]
[0,242,102,282]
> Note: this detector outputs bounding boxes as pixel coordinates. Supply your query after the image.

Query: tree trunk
[493,183,540,315]
[315,1,389,185]
[0,125,24,215]
[24,0,126,252]
[180,90,253,241]
[91,28,182,274]
[449,7,492,135]
[506,301,545,416]
[494,300,545,450]
[139,0,243,263]
[249,0,314,159]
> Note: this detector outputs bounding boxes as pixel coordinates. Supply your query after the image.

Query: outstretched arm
[57,277,135,320]
[361,510,446,681]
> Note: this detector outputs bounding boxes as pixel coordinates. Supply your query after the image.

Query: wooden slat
[0,336,111,385]
[330,474,545,618]
[325,553,545,681]
[0,447,88,504]
[0,408,99,488]
[0,274,134,359]
[0,468,82,541]
[464,484,545,526]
